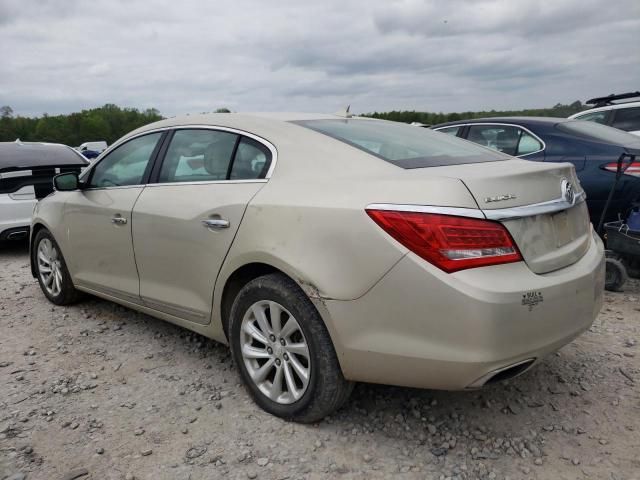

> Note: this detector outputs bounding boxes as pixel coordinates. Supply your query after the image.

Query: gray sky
[1,0,639,117]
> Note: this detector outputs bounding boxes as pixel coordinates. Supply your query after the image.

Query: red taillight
[603,161,640,177]
[366,209,523,273]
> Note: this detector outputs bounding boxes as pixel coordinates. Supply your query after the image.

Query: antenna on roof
[14,138,22,145]
[335,105,353,118]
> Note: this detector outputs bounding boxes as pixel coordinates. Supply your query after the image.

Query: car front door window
[88,133,162,188]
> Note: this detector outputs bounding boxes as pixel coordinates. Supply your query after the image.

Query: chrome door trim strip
[143,179,267,188]
[366,203,486,219]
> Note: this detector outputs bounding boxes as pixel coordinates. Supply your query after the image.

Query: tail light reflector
[366,209,522,273]
[603,161,640,177]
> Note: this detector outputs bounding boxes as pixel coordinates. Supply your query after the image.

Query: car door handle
[111,216,127,225]
[202,218,230,230]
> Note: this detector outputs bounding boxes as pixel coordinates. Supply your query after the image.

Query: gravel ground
[1,242,639,480]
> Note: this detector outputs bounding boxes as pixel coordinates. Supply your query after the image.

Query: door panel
[65,187,144,301]
[131,183,264,324]
[63,131,164,300]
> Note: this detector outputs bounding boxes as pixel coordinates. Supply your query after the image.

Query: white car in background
[570,92,640,136]
[0,141,88,242]
[75,141,108,154]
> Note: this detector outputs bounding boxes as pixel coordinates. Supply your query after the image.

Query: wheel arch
[29,222,49,277]
[216,260,345,372]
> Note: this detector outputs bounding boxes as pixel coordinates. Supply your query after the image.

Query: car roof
[570,101,640,117]
[432,117,570,129]
[124,112,380,144]
[0,141,88,171]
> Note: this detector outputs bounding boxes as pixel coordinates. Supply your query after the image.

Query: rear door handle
[202,218,230,230]
[111,215,127,225]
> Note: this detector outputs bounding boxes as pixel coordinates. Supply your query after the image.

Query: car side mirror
[53,172,80,191]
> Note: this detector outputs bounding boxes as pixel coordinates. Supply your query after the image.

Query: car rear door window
[467,125,520,155]
[466,125,542,157]
[157,129,273,183]
[230,137,271,180]
[159,129,239,183]
[88,132,162,188]
[611,108,640,132]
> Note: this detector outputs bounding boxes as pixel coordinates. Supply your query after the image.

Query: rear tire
[605,256,628,292]
[33,229,81,305]
[228,273,353,422]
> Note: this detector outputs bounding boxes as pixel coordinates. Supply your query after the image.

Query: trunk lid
[428,159,591,274]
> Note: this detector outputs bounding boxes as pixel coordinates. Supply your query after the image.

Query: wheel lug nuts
[269,335,276,342]
[280,339,285,346]
[275,359,281,366]
[283,353,289,361]
[267,347,273,354]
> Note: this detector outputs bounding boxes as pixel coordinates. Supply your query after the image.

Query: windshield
[294,119,508,168]
[558,120,640,147]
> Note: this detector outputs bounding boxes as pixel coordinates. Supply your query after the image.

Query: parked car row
[28,112,604,422]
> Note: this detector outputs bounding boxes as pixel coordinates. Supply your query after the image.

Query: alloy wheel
[240,300,311,404]
[37,238,63,297]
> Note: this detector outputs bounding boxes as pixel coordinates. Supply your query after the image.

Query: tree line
[0,104,163,147]
[362,101,586,124]
[0,101,588,147]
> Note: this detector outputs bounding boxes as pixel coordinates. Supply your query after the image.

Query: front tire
[33,229,81,305]
[229,273,353,422]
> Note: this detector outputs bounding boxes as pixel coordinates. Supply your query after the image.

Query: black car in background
[431,118,640,225]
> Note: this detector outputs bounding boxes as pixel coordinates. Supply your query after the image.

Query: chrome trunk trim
[483,191,586,221]
[367,190,585,222]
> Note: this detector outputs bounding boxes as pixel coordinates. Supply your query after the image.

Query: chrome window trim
[433,122,546,158]
[365,203,486,219]
[79,124,278,187]
[144,179,267,188]
[81,184,146,192]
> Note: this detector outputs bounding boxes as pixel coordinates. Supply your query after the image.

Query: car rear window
[558,120,640,147]
[293,119,507,168]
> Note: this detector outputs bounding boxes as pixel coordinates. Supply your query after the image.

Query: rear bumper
[0,194,35,239]
[324,229,605,389]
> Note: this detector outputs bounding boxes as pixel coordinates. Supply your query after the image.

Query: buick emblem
[561,179,575,205]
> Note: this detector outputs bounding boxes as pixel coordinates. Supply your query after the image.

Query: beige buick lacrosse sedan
[31,113,605,422]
